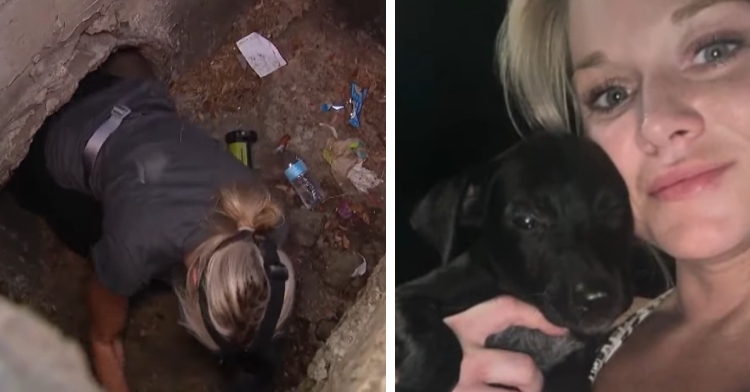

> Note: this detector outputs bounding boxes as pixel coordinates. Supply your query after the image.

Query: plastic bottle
[275,135,325,209]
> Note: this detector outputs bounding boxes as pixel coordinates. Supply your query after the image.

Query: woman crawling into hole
[9,48,296,392]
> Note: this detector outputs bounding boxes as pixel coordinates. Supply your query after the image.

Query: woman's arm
[87,274,130,392]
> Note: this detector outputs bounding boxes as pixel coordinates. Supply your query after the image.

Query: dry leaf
[359,211,371,225]
[342,235,351,250]
[349,202,366,215]
[324,218,337,230]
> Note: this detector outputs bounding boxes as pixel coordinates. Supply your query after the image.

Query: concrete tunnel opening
[0,1,385,391]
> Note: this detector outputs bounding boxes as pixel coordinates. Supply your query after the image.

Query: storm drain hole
[0,48,252,391]
[0,43,378,392]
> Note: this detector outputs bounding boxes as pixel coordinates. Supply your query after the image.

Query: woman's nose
[637,76,705,152]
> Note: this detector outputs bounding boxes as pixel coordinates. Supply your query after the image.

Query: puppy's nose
[573,282,613,317]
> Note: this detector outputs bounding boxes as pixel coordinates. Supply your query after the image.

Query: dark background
[396,0,517,285]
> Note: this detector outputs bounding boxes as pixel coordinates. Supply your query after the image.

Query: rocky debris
[0,296,101,392]
[302,256,385,392]
[289,209,327,247]
[314,318,339,341]
[319,249,366,291]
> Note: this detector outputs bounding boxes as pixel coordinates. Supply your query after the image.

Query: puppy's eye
[512,214,539,230]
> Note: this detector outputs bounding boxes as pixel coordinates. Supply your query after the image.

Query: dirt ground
[0,1,385,391]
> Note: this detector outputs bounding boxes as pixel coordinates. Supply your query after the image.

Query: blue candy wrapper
[348,81,368,128]
[321,103,345,112]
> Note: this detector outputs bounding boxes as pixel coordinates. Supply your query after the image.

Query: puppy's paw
[395,300,462,392]
[484,326,584,371]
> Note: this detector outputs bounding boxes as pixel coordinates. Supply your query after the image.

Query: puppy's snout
[573,282,614,319]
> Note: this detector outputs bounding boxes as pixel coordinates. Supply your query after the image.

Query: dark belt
[82,104,132,182]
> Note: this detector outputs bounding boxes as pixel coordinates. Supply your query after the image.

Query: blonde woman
[11,49,296,392]
[443,0,750,391]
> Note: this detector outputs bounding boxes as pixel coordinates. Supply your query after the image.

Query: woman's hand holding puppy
[444,296,568,392]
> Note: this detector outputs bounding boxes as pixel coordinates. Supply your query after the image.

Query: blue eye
[592,86,629,111]
[693,40,741,65]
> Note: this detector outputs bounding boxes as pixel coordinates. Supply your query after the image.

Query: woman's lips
[648,161,735,201]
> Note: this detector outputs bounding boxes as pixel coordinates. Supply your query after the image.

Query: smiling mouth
[648,162,735,201]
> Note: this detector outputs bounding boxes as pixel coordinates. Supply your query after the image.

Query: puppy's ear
[410,167,488,264]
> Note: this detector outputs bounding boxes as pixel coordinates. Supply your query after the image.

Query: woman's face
[568,0,750,262]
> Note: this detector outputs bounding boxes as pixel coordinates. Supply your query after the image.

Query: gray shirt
[43,77,269,297]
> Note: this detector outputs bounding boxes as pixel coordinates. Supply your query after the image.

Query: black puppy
[396,132,636,392]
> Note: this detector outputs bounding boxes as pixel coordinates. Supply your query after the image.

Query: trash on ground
[351,143,368,160]
[348,81,368,128]
[321,103,345,112]
[323,138,365,186]
[351,253,367,277]
[349,202,372,225]
[276,134,326,209]
[336,199,353,220]
[275,134,292,153]
[319,122,338,139]
[323,138,381,193]
[235,32,287,77]
[347,161,383,193]
[332,232,351,250]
